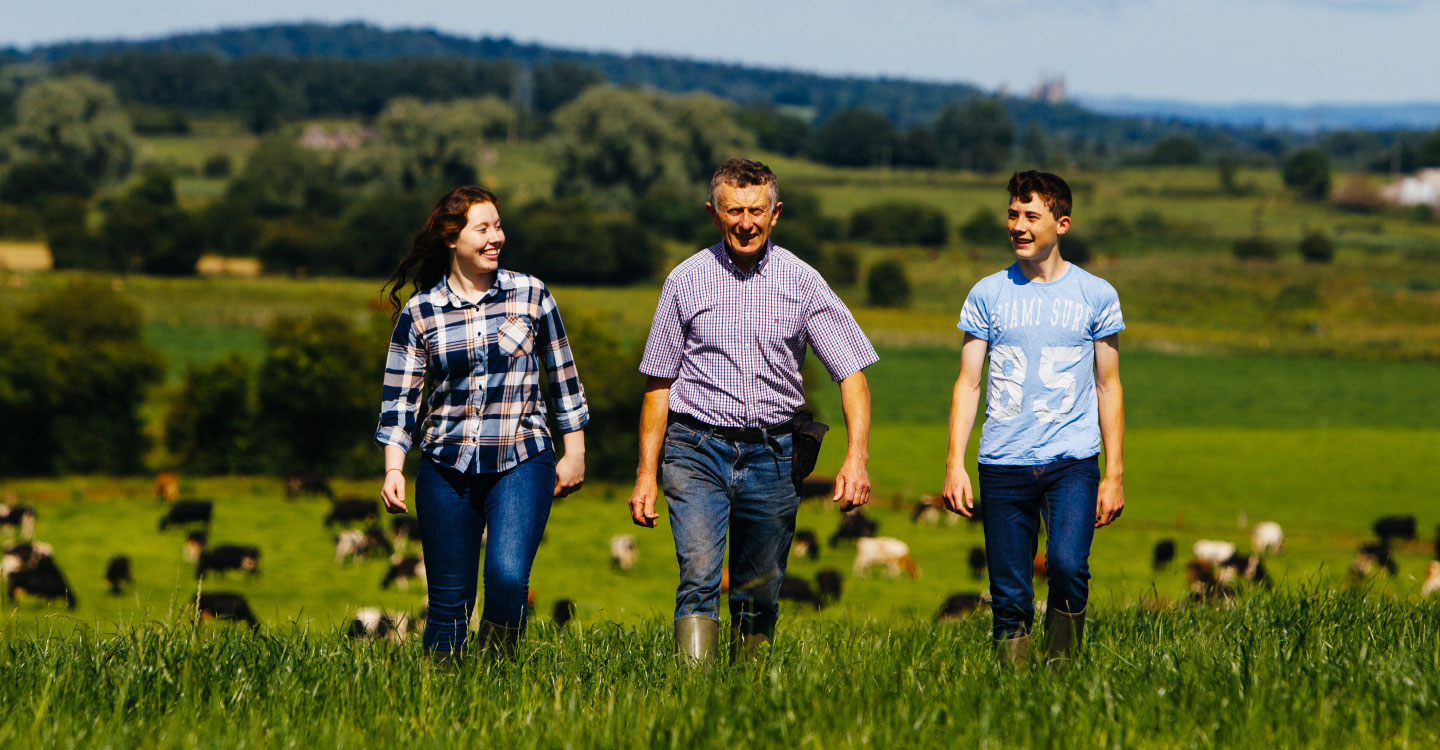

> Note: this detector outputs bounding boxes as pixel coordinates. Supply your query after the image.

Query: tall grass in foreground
[2,591,1437,748]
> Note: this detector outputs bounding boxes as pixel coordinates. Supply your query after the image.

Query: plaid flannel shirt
[640,242,878,428]
[375,270,589,474]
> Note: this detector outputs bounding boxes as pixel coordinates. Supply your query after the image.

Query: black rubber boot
[994,632,1031,669]
[475,619,523,661]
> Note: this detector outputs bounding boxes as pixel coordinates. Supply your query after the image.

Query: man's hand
[941,463,974,517]
[1096,477,1124,528]
[833,453,870,511]
[629,474,661,528]
[554,452,585,498]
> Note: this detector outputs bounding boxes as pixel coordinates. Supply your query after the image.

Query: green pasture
[3,594,1438,748]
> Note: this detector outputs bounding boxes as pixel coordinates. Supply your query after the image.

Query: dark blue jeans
[979,455,1099,640]
[660,421,797,638]
[414,451,555,653]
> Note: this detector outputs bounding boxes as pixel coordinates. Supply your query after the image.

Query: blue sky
[5,1,1436,105]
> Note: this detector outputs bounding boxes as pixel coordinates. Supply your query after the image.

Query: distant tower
[1029,75,1066,105]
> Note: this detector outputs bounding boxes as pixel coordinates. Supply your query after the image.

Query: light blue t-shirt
[958,262,1124,466]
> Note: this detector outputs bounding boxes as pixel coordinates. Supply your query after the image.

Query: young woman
[375,186,588,660]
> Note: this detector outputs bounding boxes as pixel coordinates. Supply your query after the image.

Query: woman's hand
[554,453,585,498]
[381,468,408,514]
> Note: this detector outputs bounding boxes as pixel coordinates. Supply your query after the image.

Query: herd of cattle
[3,480,1439,638]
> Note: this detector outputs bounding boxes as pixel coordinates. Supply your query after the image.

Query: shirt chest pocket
[495,315,534,358]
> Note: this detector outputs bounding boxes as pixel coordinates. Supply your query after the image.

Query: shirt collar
[709,240,774,277]
[428,269,515,309]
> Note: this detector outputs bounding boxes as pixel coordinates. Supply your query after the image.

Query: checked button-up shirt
[640,242,878,429]
[375,270,589,474]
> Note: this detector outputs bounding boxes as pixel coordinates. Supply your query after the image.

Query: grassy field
[2,594,1438,748]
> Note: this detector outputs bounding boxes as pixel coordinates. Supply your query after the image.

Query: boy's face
[1007,192,1070,263]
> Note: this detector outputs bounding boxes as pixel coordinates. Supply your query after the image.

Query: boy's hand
[1095,478,1124,527]
[942,465,975,517]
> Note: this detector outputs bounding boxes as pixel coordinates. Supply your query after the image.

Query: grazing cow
[912,494,960,527]
[1033,551,1048,582]
[347,607,412,642]
[1218,553,1270,588]
[183,531,208,563]
[552,599,577,628]
[390,516,421,542]
[815,569,843,605]
[380,555,426,591]
[778,575,823,609]
[967,546,987,580]
[1152,539,1177,571]
[153,472,180,503]
[829,509,879,547]
[792,529,820,561]
[3,541,52,569]
[1192,539,1238,565]
[0,504,37,540]
[853,537,920,579]
[285,473,334,500]
[195,592,259,631]
[1422,561,1440,599]
[934,592,987,621]
[159,500,212,531]
[6,556,77,609]
[610,534,638,572]
[1251,522,1285,555]
[196,545,261,579]
[799,475,836,499]
[334,525,393,564]
[325,498,380,528]
[1373,515,1416,545]
[1434,525,1440,562]
[1350,542,1397,580]
[1185,558,1230,603]
[104,555,132,595]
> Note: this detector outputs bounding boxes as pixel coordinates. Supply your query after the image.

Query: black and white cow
[815,568,843,605]
[325,498,380,528]
[0,504,36,540]
[934,592,987,621]
[380,555,426,591]
[967,546,987,580]
[5,555,76,609]
[792,529,820,561]
[778,575,823,609]
[828,509,878,547]
[552,599,577,628]
[1372,515,1417,545]
[195,592,259,630]
[1152,539,1177,571]
[105,555,132,595]
[196,545,261,579]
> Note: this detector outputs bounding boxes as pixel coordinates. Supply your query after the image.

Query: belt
[669,412,793,444]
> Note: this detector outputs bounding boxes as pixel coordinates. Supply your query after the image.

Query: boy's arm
[943,334,989,516]
[1094,333,1125,528]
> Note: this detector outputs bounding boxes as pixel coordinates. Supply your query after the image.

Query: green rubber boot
[995,632,1031,669]
[674,614,720,663]
[475,619,523,661]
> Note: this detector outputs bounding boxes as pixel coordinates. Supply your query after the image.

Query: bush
[830,245,861,287]
[331,191,435,277]
[505,201,660,285]
[866,258,911,308]
[776,222,830,280]
[1298,232,1335,264]
[850,201,949,247]
[1233,235,1279,262]
[637,182,711,242]
[164,354,256,474]
[1061,233,1091,266]
[0,282,163,475]
[0,159,94,205]
[780,190,843,240]
[0,205,43,239]
[42,195,113,271]
[1147,135,1201,166]
[256,215,341,276]
[98,172,205,275]
[255,314,376,475]
[555,314,643,482]
[1282,148,1332,200]
[959,207,1003,247]
[202,154,233,179]
[814,108,895,167]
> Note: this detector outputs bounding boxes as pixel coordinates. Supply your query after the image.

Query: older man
[628,158,878,661]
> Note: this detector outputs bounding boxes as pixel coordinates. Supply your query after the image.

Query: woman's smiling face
[450,201,505,275]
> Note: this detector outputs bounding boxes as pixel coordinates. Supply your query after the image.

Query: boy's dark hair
[1007,170,1072,218]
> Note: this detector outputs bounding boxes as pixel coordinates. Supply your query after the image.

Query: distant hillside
[1079,96,1440,133]
[7,22,988,130]
[3,20,1250,149]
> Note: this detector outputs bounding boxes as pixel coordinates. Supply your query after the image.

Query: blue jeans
[979,455,1099,640]
[660,421,797,638]
[414,451,555,653]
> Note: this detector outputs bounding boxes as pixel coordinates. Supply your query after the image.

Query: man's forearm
[838,371,871,461]
[635,377,673,478]
[947,378,981,467]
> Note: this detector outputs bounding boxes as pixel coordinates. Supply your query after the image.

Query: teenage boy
[942,170,1126,668]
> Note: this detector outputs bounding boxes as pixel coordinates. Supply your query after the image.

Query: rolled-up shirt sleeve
[375,303,428,453]
[537,286,590,433]
[639,274,685,378]
[804,282,879,382]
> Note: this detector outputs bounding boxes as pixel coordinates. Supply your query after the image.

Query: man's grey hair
[709,158,779,209]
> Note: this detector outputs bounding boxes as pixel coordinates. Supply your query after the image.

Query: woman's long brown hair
[382,186,500,318]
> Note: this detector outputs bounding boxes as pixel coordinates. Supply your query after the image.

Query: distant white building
[1380,168,1440,209]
